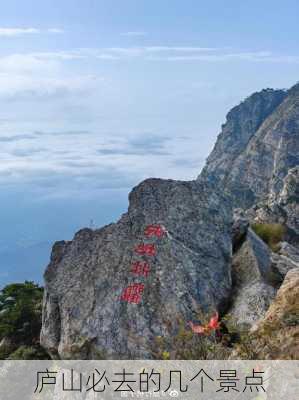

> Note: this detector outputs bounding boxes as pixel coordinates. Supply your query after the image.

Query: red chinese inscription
[119,223,167,304]
[131,261,151,277]
[134,243,156,256]
[144,224,166,238]
[120,283,145,304]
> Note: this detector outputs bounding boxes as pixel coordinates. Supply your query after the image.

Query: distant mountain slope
[200,84,299,209]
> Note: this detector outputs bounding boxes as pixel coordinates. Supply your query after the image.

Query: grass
[251,223,286,251]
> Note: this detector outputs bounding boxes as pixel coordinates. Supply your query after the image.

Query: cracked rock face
[41,179,232,359]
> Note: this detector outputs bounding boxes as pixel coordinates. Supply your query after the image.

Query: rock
[271,253,299,279]
[232,209,249,250]
[228,229,280,327]
[41,178,233,359]
[251,268,299,359]
[278,241,299,263]
[253,167,299,239]
[273,166,299,236]
[200,84,299,210]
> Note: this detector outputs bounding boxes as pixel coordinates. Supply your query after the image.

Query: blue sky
[0,0,298,284]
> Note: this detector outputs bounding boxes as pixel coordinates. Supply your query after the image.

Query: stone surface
[253,166,299,239]
[232,209,249,251]
[228,229,279,327]
[278,241,299,264]
[271,253,299,279]
[41,179,233,359]
[251,268,299,359]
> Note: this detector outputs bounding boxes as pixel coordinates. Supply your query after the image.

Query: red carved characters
[134,243,156,256]
[120,223,165,305]
[120,283,145,304]
[144,224,166,238]
[131,261,151,277]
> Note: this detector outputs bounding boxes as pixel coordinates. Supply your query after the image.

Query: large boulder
[41,178,233,359]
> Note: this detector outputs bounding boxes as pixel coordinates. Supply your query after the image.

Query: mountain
[201,84,299,210]
[41,83,299,360]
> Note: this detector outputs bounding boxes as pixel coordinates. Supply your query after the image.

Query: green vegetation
[251,223,285,251]
[0,281,49,359]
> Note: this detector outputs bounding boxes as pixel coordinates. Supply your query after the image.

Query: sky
[0,0,298,285]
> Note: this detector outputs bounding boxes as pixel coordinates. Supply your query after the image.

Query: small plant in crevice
[152,313,234,360]
[251,223,286,252]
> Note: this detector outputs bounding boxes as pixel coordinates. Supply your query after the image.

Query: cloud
[171,158,203,169]
[0,163,135,193]
[0,134,36,142]
[0,50,106,101]
[121,31,147,37]
[50,47,299,64]
[2,48,298,68]
[0,52,102,100]
[92,46,219,58]
[47,28,64,34]
[146,51,299,63]
[0,28,39,37]
[0,128,208,201]
[0,27,64,37]
[33,130,90,137]
[10,147,46,157]
[0,74,101,100]
[97,135,171,156]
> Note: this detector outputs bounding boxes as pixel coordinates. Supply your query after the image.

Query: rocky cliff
[201,84,299,209]
[41,83,299,359]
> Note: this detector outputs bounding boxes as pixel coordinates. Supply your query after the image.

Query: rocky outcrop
[229,229,278,327]
[251,268,299,359]
[201,84,299,209]
[278,241,299,264]
[41,179,233,359]
[253,166,299,239]
[229,213,298,327]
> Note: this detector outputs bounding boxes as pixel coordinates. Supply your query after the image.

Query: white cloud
[0,73,102,99]
[121,31,147,37]
[53,47,299,64]
[4,47,297,65]
[47,28,64,34]
[144,46,219,52]
[0,27,64,37]
[0,130,203,193]
[0,53,59,73]
[0,52,102,100]
[0,28,39,37]
[0,45,297,103]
